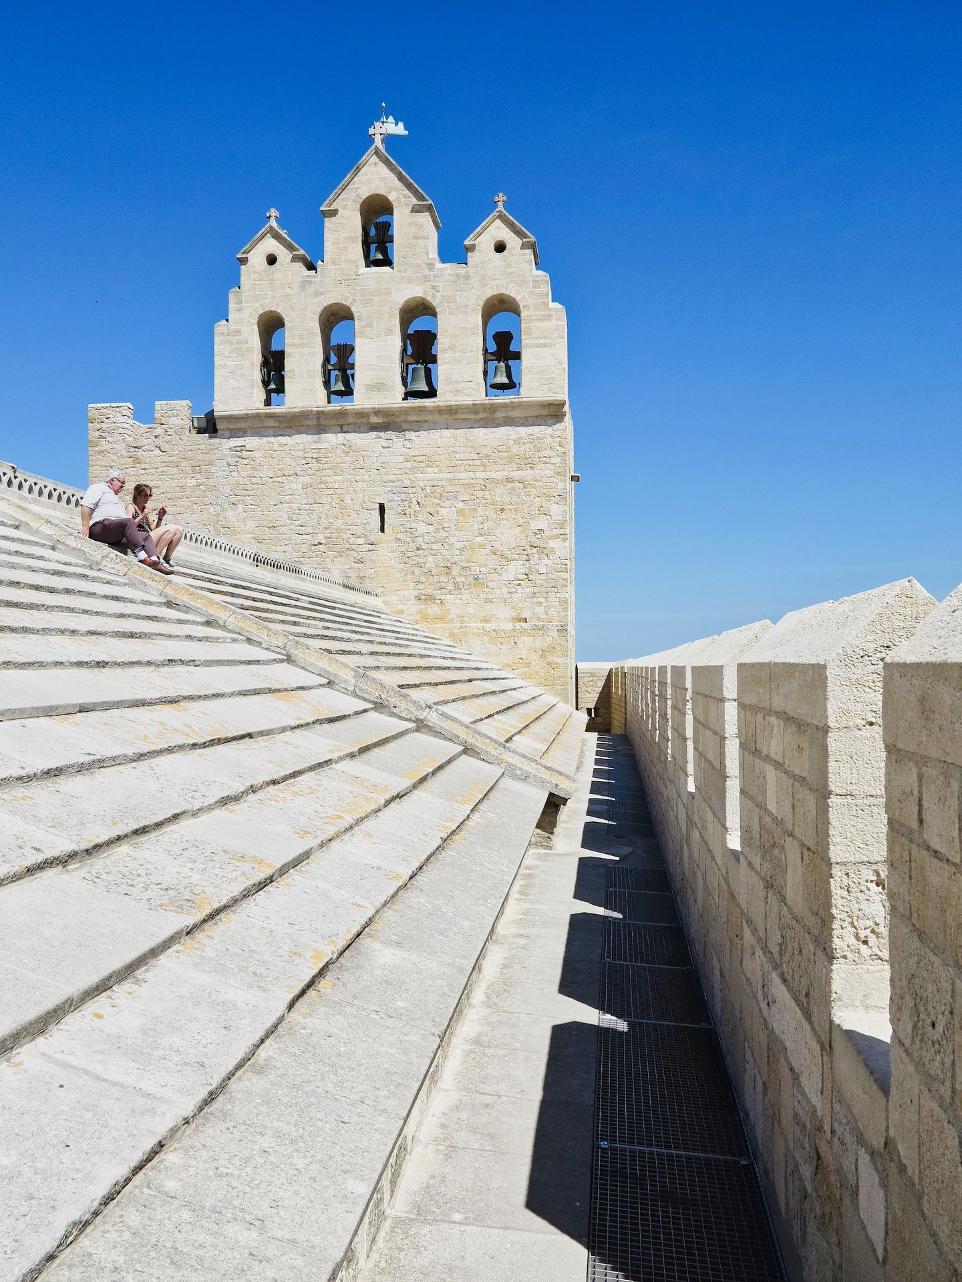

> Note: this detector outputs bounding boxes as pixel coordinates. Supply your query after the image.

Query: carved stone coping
[0,462,378,599]
[211,396,569,434]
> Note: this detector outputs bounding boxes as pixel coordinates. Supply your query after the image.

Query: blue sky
[2,2,960,659]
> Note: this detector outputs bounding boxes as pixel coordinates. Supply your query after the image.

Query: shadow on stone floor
[525,734,661,1273]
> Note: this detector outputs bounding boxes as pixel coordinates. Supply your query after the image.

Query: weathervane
[369,103,408,151]
[266,208,280,223]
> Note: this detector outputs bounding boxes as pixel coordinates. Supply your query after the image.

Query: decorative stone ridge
[614,577,962,1279]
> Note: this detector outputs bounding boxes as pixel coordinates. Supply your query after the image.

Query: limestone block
[886,751,920,829]
[919,1080,962,1269]
[890,913,953,1091]
[885,1158,952,1282]
[889,1034,920,1183]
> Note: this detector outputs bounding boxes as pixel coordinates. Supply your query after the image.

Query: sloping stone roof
[0,479,583,1279]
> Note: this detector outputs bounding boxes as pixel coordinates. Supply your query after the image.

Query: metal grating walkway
[588,736,785,1282]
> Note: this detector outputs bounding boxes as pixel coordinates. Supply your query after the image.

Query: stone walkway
[362,732,638,1279]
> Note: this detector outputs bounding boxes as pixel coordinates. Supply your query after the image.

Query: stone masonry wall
[883,586,962,1278]
[619,579,962,1281]
[89,401,575,702]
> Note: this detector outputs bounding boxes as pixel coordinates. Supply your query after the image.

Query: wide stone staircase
[0,487,583,1281]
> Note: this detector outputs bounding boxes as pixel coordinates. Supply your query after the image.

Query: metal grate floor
[600,962,710,1028]
[589,1147,784,1281]
[595,1022,747,1157]
[604,920,692,968]
[606,889,680,925]
[588,737,784,1281]
[608,867,671,893]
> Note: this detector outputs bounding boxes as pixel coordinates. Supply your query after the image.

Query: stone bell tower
[89,115,576,701]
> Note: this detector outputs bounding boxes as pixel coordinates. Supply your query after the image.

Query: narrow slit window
[378,502,386,534]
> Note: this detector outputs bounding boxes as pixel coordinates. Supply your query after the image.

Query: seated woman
[126,483,185,566]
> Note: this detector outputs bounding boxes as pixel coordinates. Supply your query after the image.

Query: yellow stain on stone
[230,854,275,873]
[196,893,213,915]
[310,950,328,966]
[91,1012,104,1020]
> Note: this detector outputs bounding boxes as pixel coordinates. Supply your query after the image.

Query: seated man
[80,470,174,575]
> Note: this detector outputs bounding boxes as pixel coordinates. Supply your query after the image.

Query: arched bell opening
[360,194,394,269]
[400,298,438,401]
[258,311,286,407]
[482,295,522,398]
[320,304,356,405]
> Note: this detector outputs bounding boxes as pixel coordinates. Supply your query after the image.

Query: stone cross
[494,192,507,211]
[266,208,280,223]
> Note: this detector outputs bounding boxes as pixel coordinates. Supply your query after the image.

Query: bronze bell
[489,360,516,391]
[265,368,284,395]
[329,368,353,397]
[406,363,430,397]
[369,219,393,267]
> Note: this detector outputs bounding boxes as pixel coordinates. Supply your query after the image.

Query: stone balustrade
[578,577,962,1280]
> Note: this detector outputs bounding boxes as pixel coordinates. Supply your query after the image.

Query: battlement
[578,578,962,1278]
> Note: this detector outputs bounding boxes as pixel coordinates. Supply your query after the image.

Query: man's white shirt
[81,482,128,525]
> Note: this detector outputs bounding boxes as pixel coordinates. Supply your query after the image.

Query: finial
[266,208,280,223]
[494,192,507,211]
[369,106,408,151]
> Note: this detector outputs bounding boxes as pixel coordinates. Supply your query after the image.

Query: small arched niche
[400,298,438,400]
[258,311,285,407]
[360,194,394,269]
[320,304,356,405]
[483,295,522,398]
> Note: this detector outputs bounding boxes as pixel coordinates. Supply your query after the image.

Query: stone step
[542,708,587,776]
[0,523,61,552]
[178,562,392,625]
[0,562,168,607]
[0,660,320,723]
[415,677,525,706]
[0,728,461,1060]
[312,636,470,660]
[0,583,197,622]
[175,568,404,631]
[0,685,366,785]
[475,691,558,741]
[0,632,277,669]
[178,573,425,641]
[508,697,575,760]
[0,544,119,584]
[0,705,409,886]
[447,683,548,725]
[0,753,525,1282]
[368,668,509,689]
[28,773,545,1282]
[363,656,499,675]
[0,606,220,639]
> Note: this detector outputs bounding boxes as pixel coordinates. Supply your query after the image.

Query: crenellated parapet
[580,575,962,1278]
